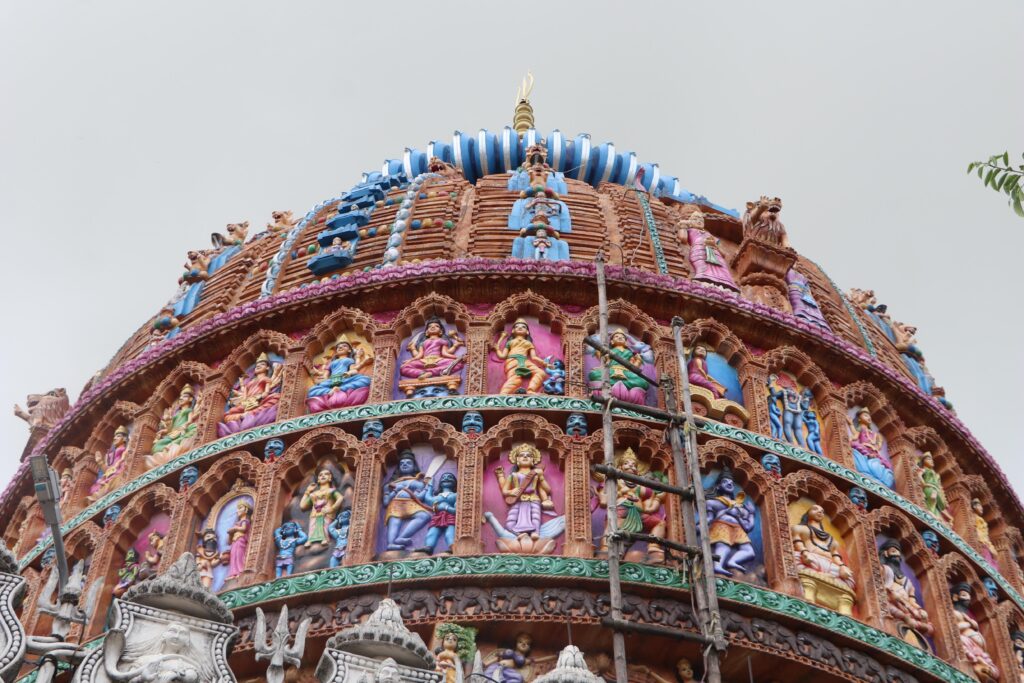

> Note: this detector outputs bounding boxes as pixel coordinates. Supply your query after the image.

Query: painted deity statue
[496,443,554,540]
[434,623,475,683]
[113,549,141,598]
[274,521,307,578]
[1011,630,1024,683]
[588,330,652,404]
[195,528,222,589]
[972,498,1000,568]
[89,425,130,500]
[595,448,666,562]
[306,339,373,412]
[225,501,252,579]
[786,268,831,330]
[103,622,214,683]
[767,375,821,453]
[400,317,466,380]
[58,469,73,508]
[879,540,934,649]
[141,530,165,579]
[219,352,283,436]
[382,451,433,552]
[705,468,758,577]
[917,453,953,523]
[146,384,201,468]
[418,472,458,555]
[328,509,351,568]
[683,214,739,292]
[791,505,856,590]
[800,389,823,455]
[493,319,551,395]
[300,468,344,548]
[484,632,534,683]
[951,583,1000,682]
[687,344,727,399]
[398,317,467,397]
[848,408,895,488]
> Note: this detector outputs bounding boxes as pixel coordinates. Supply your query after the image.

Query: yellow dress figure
[493,319,548,395]
[300,468,344,548]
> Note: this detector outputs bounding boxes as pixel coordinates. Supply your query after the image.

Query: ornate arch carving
[479,413,570,463]
[388,293,473,340]
[83,400,141,453]
[676,318,753,366]
[213,329,296,385]
[585,421,667,471]
[141,361,214,414]
[486,290,570,335]
[375,416,465,465]
[760,346,833,404]
[300,306,379,364]
[842,381,905,441]
[184,451,264,520]
[276,428,362,491]
[578,299,663,344]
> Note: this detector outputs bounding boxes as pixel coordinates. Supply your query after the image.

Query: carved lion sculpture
[14,388,69,432]
[742,196,789,247]
[266,210,298,235]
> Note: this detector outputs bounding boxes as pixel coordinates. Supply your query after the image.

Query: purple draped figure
[786,269,831,330]
[687,228,739,292]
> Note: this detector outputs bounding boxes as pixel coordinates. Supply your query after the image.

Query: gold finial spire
[513,71,535,137]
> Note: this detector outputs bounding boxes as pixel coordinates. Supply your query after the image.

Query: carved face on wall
[982,577,998,599]
[676,658,694,682]
[760,453,782,478]
[179,466,199,491]
[921,530,940,553]
[515,632,533,655]
[462,412,484,435]
[848,487,868,510]
[363,420,384,440]
[264,439,285,461]
[566,413,588,437]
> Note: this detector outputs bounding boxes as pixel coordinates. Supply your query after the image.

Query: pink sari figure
[687,228,739,292]
[687,345,726,398]
[226,501,252,579]
[89,425,130,499]
[218,353,282,436]
[399,317,466,379]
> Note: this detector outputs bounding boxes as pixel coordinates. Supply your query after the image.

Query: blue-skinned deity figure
[462,412,484,436]
[982,577,999,599]
[848,408,895,488]
[328,509,351,568]
[179,466,200,492]
[848,487,869,511]
[416,385,454,399]
[274,521,308,578]
[781,386,806,448]
[362,420,384,441]
[800,389,823,455]
[103,505,122,528]
[264,438,285,464]
[760,453,781,479]
[566,413,588,438]
[921,529,940,554]
[766,376,784,440]
[382,451,433,551]
[704,469,758,577]
[416,472,457,554]
[542,358,565,395]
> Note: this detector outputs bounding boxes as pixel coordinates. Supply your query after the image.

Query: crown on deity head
[616,448,640,468]
[509,442,542,466]
[114,425,129,437]
[256,352,271,364]
[180,383,194,397]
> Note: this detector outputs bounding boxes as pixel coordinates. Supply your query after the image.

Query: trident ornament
[254,605,311,683]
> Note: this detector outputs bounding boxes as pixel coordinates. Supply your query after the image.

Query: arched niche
[371,417,464,560]
[677,318,751,427]
[843,381,907,496]
[210,329,294,439]
[389,294,472,400]
[485,291,569,397]
[479,414,569,556]
[579,300,662,408]
[760,346,835,460]
[700,439,776,588]
[273,428,361,576]
[300,306,378,415]
[940,553,1005,683]
[82,401,140,504]
[134,361,213,475]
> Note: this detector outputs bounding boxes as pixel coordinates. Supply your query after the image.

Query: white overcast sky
[1,2,1021,493]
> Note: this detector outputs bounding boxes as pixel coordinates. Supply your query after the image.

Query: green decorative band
[21,395,1022,616]
[636,192,669,274]
[218,555,970,683]
[808,258,876,357]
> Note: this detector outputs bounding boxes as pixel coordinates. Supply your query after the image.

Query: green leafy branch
[967,152,1024,217]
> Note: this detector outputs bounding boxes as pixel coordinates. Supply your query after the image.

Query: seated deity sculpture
[790,504,856,615]
[847,408,895,488]
[950,583,1000,682]
[146,384,200,468]
[878,539,934,649]
[483,632,535,683]
[89,425,130,501]
[587,330,653,404]
[397,317,467,398]
[306,339,373,412]
[218,353,282,437]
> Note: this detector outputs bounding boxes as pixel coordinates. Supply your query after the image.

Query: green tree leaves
[968,152,1024,217]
